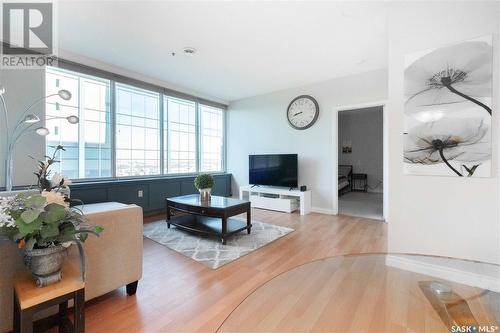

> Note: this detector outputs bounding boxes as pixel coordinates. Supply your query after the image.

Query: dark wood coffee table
[165,194,251,245]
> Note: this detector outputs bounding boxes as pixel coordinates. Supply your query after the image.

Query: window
[46,68,112,179]
[200,105,224,172]
[164,97,197,173]
[116,83,160,177]
[45,66,225,180]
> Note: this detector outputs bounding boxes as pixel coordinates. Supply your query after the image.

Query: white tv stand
[239,185,311,215]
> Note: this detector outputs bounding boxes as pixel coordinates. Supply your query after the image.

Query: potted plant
[0,146,103,287]
[194,174,215,202]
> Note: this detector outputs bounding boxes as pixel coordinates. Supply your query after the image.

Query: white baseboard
[310,207,337,215]
[385,255,500,293]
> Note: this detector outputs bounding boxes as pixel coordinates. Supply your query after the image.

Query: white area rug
[143,219,293,269]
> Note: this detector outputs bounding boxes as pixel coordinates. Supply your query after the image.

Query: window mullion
[165,97,170,174]
[159,93,165,175]
[223,108,227,172]
[196,102,201,173]
[110,80,117,178]
[78,78,85,178]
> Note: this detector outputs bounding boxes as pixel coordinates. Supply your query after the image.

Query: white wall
[387,1,500,264]
[227,69,387,212]
[338,107,383,192]
[0,69,45,188]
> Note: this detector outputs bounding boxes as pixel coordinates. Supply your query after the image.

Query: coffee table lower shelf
[167,215,251,244]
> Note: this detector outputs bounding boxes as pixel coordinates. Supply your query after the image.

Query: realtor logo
[3,3,53,54]
[1,2,56,68]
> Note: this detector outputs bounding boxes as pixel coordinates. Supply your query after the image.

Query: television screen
[249,154,298,188]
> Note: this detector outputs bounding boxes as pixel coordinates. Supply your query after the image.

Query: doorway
[333,102,387,221]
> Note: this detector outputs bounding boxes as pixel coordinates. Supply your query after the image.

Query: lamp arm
[10,93,60,140]
[8,123,40,154]
[0,94,9,142]
[8,116,72,153]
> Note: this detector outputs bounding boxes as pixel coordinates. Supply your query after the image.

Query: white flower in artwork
[405,40,492,116]
[51,172,72,187]
[41,191,69,207]
[404,117,490,176]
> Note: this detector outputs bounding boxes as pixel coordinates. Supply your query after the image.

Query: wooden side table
[13,264,85,333]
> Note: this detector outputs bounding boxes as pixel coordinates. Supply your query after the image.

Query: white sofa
[0,201,144,333]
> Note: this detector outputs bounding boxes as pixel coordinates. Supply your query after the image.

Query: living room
[1,1,500,332]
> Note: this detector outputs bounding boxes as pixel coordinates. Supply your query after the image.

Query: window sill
[69,172,230,187]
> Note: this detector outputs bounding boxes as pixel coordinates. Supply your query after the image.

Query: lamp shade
[0,85,5,95]
[58,89,72,101]
[35,127,50,136]
[24,114,40,123]
[66,115,79,124]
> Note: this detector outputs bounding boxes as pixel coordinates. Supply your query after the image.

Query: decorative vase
[199,188,212,202]
[23,245,68,287]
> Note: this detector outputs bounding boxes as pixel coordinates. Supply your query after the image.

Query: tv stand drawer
[249,194,298,213]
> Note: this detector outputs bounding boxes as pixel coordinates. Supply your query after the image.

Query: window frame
[198,103,226,173]
[114,82,162,178]
[45,67,114,181]
[46,62,227,183]
[163,95,199,175]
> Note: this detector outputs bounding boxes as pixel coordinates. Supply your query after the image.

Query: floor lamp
[0,86,79,192]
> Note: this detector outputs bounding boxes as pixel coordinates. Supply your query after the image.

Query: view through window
[200,105,224,172]
[116,84,160,177]
[45,66,225,179]
[165,97,197,173]
[46,67,112,179]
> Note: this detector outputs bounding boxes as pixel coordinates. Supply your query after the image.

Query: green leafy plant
[194,174,215,190]
[0,145,102,251]
[0,193,103,250]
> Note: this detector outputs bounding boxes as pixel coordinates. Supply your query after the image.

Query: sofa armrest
[69,203,144,300]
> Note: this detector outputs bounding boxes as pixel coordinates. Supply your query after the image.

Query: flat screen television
[249,154,298,188]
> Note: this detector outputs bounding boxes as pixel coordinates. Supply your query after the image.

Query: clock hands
[287,96,319,129]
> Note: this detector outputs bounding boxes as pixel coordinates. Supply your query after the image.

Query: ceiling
[57,1,388,102]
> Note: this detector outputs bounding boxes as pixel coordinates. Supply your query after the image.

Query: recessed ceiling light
[182,47,197,57]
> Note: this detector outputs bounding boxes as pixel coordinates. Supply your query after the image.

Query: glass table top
[167,194,248,209]
[218,254,500,333]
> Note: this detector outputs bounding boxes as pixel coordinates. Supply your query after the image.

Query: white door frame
[332,100,389,222]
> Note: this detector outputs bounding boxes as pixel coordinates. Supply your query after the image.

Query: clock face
[287,95,319,130]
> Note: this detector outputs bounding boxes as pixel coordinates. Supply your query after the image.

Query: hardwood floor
[59,209,387,333]
[218,255,498,332]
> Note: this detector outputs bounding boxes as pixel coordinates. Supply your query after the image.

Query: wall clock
[287,95,319,130]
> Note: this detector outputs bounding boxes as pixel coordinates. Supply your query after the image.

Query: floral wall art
[404,35,493,177]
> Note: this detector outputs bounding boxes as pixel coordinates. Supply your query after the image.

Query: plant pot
[199,188,212,202]
[24,245,68,287]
